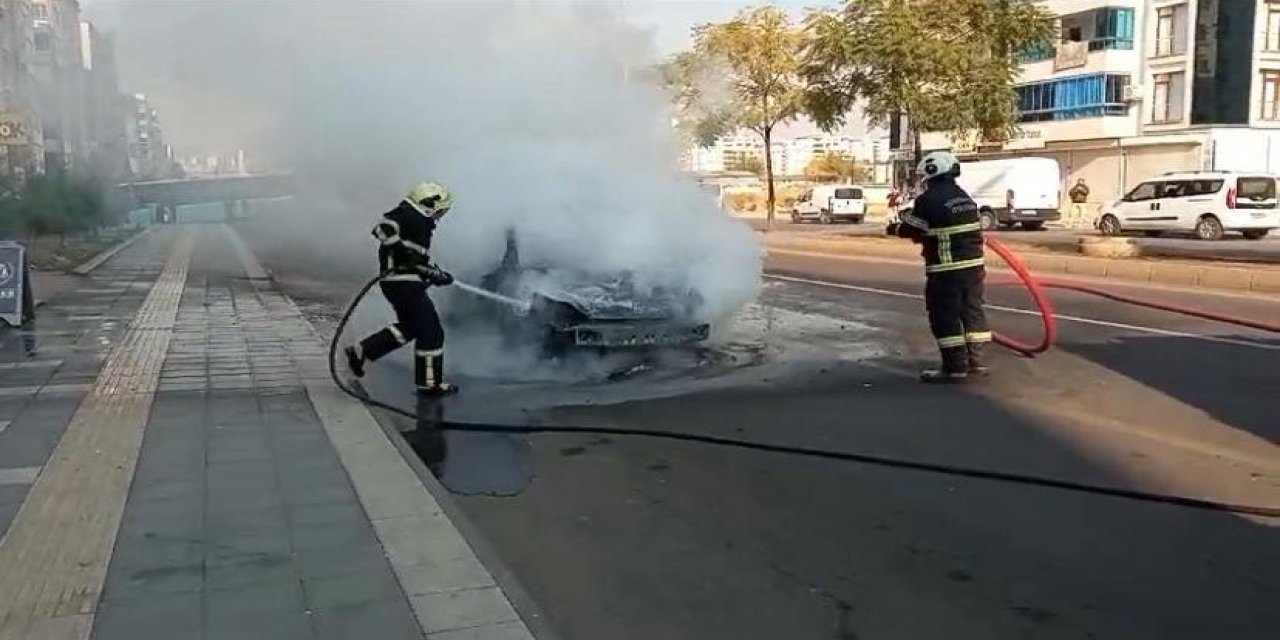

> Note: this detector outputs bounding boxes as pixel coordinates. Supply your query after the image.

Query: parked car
[955,157,1062,231]
[1095,171,1279,240]
[790,185,866,224]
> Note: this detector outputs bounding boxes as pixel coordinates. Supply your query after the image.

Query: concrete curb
[764,235,1280,295]
[70,226,151,275]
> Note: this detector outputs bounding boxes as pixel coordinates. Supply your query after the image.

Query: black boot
[967,342,990,376]
[344,345,366,378]
[919,368,969,384]
[921,346,969,384]
[359,326,408,362]
[415,349,459,396]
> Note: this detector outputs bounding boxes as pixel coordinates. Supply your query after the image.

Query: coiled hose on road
[327,259,1279,518]
[985,237,1279,357]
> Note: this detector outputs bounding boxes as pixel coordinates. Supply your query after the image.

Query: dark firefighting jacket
[371,201,449,284]
[896,177,985,273]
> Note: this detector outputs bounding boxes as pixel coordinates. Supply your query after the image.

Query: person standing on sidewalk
[345,182,460,396]
[886,151,992,383]
[1069,178,1091,228]
[887,187,904,223]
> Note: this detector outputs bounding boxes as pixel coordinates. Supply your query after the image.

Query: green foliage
[669,5,808,226]
[0,173,113,240]
[802,0,1054,149]
[805,153,872,183]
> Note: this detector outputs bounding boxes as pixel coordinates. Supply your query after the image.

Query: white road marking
[0,467,40,486]
[0,360,63,371]
[765,274,1280,352]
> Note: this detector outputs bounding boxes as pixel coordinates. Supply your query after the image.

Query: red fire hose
[985,237,1057,356]
[985,237,1280,358]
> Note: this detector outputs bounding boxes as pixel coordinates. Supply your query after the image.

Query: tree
[670,6,807,230]
[802,0,1053,175]
[805,153,872,183]
[5,173,110,244]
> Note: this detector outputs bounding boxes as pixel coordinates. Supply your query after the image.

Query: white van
[1096,171,1279,240]
[955,157,1062,230]
[790,184,867,224]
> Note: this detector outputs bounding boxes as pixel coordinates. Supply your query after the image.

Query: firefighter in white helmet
[345,182,460,395]
[887,151,992,382]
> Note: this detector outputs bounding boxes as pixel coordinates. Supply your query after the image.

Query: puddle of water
[400,415,534,497]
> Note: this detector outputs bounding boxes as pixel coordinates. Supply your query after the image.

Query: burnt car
[469,230,710,354]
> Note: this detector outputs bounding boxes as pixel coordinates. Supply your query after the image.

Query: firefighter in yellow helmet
[345,182,459,395]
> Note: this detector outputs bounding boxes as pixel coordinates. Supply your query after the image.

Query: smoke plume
[90,0,762,376]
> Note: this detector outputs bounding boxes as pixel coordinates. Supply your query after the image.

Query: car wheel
[819,210,833,224]
[1098,215,1122,236]
[1242,229,1269,240]
[852,216,864,224]
[1195,215,1224,241]
[790,211,801,224]
[1021,221,1045,231]
[979,209,997,230]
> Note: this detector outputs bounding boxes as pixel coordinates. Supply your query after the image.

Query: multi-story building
[0,0,44,176]
[79,20,128,181]
[32,0,87,173]
[684,132,890,180]
[922,0,1280,203]
[126,93,172,179]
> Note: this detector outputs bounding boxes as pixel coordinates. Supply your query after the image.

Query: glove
[423,265,454,287]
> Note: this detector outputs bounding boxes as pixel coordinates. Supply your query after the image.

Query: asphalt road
[241,218,1280,640]
[743,216,1280,263]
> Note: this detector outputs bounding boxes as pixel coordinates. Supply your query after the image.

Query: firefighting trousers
[924,267,992,373]
[355,281,447,389]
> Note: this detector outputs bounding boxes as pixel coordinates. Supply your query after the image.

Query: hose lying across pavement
[327,269,1279,518]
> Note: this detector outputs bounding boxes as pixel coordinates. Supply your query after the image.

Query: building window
[33,31,51,53]
[33,3,48,20]
[1152,72,1186,123]
[1262,71,1280,121]
[1267,2,1280,52]
[1015,73,1130,122]
[1018,41,1055,63]
[1092,8,1135,50]
[1154,4,1187,57]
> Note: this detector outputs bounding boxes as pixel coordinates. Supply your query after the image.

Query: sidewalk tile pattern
[0,230,193,639]
[92,228,424,640]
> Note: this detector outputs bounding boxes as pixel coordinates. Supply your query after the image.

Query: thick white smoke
[91,0,762,375]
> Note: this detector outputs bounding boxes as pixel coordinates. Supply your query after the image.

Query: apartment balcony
[1017,6,1137,82]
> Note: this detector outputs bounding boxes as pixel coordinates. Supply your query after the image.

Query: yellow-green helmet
[405,181,454,219]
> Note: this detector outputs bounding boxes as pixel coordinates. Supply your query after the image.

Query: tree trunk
[763,124,776,232]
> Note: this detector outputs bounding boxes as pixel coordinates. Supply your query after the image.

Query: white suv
[1096,171,1279,240]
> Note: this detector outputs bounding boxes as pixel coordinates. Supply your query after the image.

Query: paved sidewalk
[0,225,534,640]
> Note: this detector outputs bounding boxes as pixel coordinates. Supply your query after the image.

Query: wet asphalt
[241,218,1280,640]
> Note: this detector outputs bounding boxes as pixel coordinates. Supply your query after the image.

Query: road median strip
[763,234,1280,294]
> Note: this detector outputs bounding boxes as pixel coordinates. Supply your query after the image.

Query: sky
[613,0,833,53]
[80,0,866,149]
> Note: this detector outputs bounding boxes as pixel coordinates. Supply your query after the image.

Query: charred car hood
[519,271,698,322]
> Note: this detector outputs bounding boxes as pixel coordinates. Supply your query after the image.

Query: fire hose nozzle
[453,281,533,315]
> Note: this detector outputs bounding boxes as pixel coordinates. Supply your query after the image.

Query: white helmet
[917,151,961,182]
